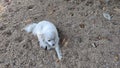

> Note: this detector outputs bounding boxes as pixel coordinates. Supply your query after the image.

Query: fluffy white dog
[24,20,62,60]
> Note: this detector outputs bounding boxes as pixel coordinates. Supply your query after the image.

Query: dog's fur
[24,20,62,60]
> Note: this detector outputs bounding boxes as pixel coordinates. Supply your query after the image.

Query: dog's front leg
[55,45,62,60]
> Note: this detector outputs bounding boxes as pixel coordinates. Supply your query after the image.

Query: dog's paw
[56,56,62,63]
[58,55,62,60]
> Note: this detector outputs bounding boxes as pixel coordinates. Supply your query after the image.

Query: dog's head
[41,31,58,48]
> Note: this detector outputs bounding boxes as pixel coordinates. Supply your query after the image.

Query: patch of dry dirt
[0,0,120,68]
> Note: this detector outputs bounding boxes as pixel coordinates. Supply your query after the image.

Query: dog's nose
[52,44,55,46]
[45,46,47,50]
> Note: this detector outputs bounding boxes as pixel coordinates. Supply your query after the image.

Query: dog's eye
[48,40,51,42]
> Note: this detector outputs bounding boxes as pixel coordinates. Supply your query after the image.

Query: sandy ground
[0,0,120,68]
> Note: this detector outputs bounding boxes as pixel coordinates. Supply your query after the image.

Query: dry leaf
[0,4,5,12]
[48,10,55,15]
[114,8,120,13]
[56,59,60,63]
[79,23,85,28]
[114,55,119,62]
[64,41,68,47]
[49,11,53,15]
[102,7,106,11]
[24,19,32,23]
[62,37,69,47]
[62,38,66,44]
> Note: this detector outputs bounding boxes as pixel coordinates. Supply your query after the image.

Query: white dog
[24,20,62,60]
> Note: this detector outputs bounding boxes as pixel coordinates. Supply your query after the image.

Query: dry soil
[0,0,120,68]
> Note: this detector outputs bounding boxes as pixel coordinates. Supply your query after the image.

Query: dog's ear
[53,32,57,39]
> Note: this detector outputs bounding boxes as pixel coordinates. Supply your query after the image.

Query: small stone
[103,12,111,20]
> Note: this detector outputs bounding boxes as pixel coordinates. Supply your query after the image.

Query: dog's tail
[24,23,37,33]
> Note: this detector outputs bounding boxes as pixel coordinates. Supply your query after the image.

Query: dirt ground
[0,0,120,68]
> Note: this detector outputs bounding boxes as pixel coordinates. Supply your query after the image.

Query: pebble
[103,12,111,20]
